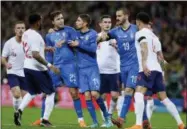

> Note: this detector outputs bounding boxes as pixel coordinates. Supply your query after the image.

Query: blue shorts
[58,63,78,88]
[100,73,119,94]
[121,64,139,89]
[145,90,153,96]
[79,66,100,93]
[136,71,165,93]
[7,74,27,91]
[48,70,63,88]
[24,68,55,95]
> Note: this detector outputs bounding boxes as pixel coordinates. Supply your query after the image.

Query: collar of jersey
[80,29,90,34]
[120,24,131,32]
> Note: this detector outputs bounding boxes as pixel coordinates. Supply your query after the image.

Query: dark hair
[100,15,111,22]
[14,21,25,28]
[28,13,41,25]
[49,10,63,21]
[117,7,130,15]
[79,14,91,27]
[136,12,150,24]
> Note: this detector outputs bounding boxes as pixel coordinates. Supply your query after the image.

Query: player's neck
[81,27,89,33]
[140,24,149,30]
[15,36,22,43]
[30,26,39,32]
[101,30,108,33]
[122,21,130,30]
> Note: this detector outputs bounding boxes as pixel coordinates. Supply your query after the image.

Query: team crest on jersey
[61,32,66,38]
[85,35,89,41]
[130,32,134,39]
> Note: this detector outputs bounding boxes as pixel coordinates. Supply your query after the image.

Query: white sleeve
[137,31,148,44]
[2,41,10,57]
[29,35,40,52]
[155,38,162,52]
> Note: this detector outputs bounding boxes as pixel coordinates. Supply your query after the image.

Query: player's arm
[1,42,12,69]
[44,35,54,64]
[70,33,97,53]
[139,36,151,76]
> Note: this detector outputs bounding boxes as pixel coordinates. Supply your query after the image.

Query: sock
[73,99,83,120]
[86,100,98,124]
[41,97,46,118]
[146,99,154,121]
[100,101,108,121]
[134,92,144,126]
[13,97,22,111]
[161,98,183,125]
[96,97,109,119]
[43,93,55,120]
[19,93,35,111]
[119,94,132,119]
[143,100,148,121]
[117,95,124,116]
[108,99,117,115]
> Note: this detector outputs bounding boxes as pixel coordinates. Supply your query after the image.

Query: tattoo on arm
[32,51,48,66]
[140,42,148,65]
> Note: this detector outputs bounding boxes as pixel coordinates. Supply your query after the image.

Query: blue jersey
[108,24,138,67]
[76,29,98,68]
[45,26,77,66]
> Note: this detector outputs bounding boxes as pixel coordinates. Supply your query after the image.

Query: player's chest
[116,30,135,43]
[78,34,90,43]
[52,32,68,44]
[9,43,24,57]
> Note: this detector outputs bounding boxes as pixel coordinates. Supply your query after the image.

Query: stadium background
[1,1,187,129]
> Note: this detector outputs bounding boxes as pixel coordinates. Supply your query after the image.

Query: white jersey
[22,29,47,71]
[2,37,25,77]
[97,33,120,74]
[135,28,162,72]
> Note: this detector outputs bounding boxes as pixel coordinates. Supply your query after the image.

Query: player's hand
[109,39,118,49]
[6,63,12,69]
[56,40,65,48]
[143,63,151,76]
[69,40,79,47]
[45,46,55,52]
[49,65,60,74]
[48,28,55,33]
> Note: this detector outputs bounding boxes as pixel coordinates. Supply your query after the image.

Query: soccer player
[98,8,140,127]
[1,21,27,122]
[43,10,86,127]
[126,12,185,129]
[96,15,120,125]
[69,14,113,128]
[14,13,59,127]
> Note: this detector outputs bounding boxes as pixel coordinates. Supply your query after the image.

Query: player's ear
[99,21,102,28]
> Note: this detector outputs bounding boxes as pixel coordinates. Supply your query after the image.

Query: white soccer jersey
[22,29,47,71]
[97,33,120,74]
[2,37,25,76]
[135,28,162,72]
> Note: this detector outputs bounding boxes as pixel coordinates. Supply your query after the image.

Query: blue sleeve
[45,35,53,63]
[78,32,97,53]
[68,28,78,41]
[108,29,116,39]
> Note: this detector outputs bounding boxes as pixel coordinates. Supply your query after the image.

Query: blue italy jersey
[108,24,138,67]
[76,29,98,68]
[45,26,77,66]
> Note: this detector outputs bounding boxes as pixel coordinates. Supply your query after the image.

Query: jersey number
[123,42,130,50]
[22,42,32,58]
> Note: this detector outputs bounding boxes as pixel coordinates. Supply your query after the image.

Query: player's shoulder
[130,24,138,31]
[89,29,97,35]
[64,26,75,31]
[110,26,120,32]
[5,36,16,45]
[24,29,41,38]
[136,28,149,37]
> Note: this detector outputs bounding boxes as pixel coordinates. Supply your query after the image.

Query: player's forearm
[32,51,48,66]
[140,42,148,66]
[78,40,97,53]
[1,57,8,66]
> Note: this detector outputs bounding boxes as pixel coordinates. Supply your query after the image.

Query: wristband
[47,63,52,67]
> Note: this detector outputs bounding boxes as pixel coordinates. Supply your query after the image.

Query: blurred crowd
[1,1,187,98]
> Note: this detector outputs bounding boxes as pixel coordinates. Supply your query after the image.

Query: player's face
[75,17,85,30]
[100,18,112,31]
[116,10,128,25]
[14,23,26,37]
[53,14,64,29]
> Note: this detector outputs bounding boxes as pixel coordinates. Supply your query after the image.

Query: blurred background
[1,1,187,111]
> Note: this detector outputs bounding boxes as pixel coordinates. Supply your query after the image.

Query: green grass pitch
[1,106,186,129]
